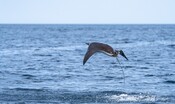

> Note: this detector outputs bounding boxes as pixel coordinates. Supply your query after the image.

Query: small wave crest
[106,93,156,102]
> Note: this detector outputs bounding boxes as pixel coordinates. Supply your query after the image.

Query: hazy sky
[0,0,175,24]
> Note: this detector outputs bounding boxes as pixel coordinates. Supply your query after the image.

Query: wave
[0,89,172,103]
[164,80,175,84]
[106,93,156,102]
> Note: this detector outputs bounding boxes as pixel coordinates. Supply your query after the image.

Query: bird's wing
[83,42,114,65]
[83,43,100,65]
[83,49,96,65]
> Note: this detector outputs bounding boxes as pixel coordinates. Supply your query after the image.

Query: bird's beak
[119,50,128,60]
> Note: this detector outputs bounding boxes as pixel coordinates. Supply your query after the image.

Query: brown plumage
[83,42,128,65]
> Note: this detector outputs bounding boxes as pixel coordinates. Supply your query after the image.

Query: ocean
[0,24,175,103]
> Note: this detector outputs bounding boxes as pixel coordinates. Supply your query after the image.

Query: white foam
[107,94,156,102]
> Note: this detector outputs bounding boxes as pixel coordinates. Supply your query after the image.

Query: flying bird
[83,42,128,65]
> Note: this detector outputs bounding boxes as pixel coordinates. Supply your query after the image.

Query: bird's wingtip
[85,42,90,45]
[83,61,86,65]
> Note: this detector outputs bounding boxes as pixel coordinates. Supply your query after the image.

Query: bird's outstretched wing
[83,49,96,65]
[83,42,114,65]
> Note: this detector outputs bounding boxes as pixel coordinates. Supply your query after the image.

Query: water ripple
[164,80,175,84]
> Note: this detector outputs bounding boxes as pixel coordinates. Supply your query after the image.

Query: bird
[83,42,128,65]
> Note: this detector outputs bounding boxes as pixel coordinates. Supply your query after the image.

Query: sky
[0,0,175,24]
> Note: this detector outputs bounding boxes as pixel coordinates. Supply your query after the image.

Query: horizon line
[0,23,175,25]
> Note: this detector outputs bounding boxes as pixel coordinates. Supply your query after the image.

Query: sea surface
[0,24,175,104]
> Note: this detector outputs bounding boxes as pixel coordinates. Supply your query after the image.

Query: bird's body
[83,42,128,65]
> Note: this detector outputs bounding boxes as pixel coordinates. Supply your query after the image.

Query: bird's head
[115,50,128,60]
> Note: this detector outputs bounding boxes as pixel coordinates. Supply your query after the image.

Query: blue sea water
[0,24,175,104]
